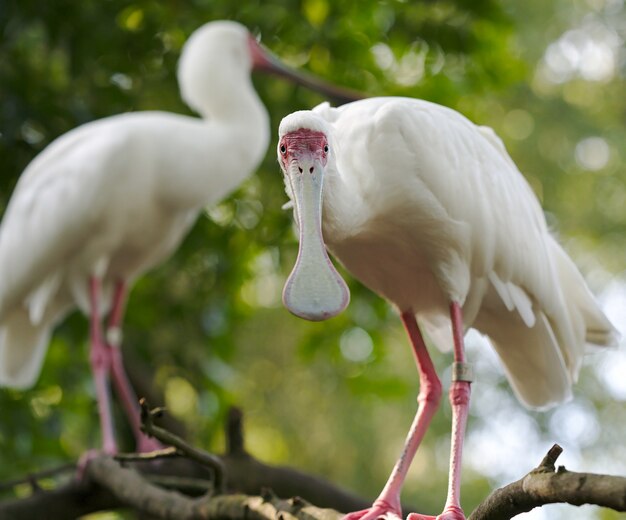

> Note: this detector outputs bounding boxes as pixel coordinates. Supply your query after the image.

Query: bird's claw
[136,434,163,453]
[407,505,465,520]
[76,447,116,481]
[343,511,402,520]
[343,499,403,520]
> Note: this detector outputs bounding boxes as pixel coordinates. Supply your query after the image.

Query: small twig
[537,443,563,470]
[26,477,43,494]
[139,398,226,492]
[0,463,75,493]
[115,446,180,462]
[227,407,246,456]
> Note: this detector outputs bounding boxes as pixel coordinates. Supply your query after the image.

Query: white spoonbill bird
[277,98,618,520]
[0,20,359,456]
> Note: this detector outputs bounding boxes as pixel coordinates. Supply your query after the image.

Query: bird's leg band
[451,361,473,383]
[106,326,123,348]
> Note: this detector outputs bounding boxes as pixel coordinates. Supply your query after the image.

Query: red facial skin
[278,129,329,173]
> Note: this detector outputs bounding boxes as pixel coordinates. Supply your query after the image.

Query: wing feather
[0,120,119,319]
[488,272,515,311]
[506,282,535,328]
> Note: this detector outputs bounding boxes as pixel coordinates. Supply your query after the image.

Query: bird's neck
[206,78,270,178]
[162,81,270,211]
[199,75,268,130]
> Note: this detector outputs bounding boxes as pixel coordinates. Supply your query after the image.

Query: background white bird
[277,98,618,520]
[0,20,358,456]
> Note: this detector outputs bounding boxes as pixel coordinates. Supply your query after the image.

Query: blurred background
[0,0,625,518]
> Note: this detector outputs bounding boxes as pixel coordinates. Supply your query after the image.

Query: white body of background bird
[0,20,358,455]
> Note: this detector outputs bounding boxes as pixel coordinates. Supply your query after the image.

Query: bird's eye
[324,145,329,153]
[280,145,287,155]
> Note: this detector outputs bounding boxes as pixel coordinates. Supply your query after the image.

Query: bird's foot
[136,433,165,453]
[343,499,403,520]
[76,445,116,480]
[407,505,465,520]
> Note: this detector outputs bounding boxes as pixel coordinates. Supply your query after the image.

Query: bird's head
[277,112,350,322]
[178,21,363,117]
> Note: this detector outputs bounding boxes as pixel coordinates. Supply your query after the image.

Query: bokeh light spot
[575,137,610,171]
[503,109,535,141]
[165,377,199,420]
[340,327,374,362]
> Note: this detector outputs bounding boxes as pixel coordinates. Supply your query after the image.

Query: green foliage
[1,1,624,518]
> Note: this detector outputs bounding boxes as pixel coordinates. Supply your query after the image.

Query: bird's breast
[327,229,448,315]
[105,206,198,281]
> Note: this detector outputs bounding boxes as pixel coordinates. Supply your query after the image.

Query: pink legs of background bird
[344,302,471,520]
[88,277,117,454]
[88,277,160,453]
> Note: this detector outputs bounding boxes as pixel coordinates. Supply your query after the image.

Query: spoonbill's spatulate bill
[0,20,359,456]
[277,99,618,520]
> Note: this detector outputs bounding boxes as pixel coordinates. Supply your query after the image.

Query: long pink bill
[248,37,364,106]
[282,160,350,321]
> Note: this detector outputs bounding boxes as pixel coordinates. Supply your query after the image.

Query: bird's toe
[406,505,465,520]
[76,448,116,481]
[136,434,164,454]
[343,499,403,520]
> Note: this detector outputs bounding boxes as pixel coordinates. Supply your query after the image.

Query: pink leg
[106,280,161,452]
[408,302,471,520]
[88,277,117,454]
[344,312,442,520]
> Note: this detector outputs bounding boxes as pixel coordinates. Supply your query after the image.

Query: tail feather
[475,293,573,410]
[549,237,619,348]
[0,307,52,389]
[474,237,618,410]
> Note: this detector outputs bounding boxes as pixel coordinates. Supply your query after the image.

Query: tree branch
[0,405,369,519]
[2,417,625,520]
[468,444,626,520]
[87,456,342,520]
[0,456,346,520]
[138,398,226,492]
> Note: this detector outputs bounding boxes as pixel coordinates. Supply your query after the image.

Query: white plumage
[0,22,269,388]
[277,97,618,520]
[281,97,617,408]
[0,20,357,454]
